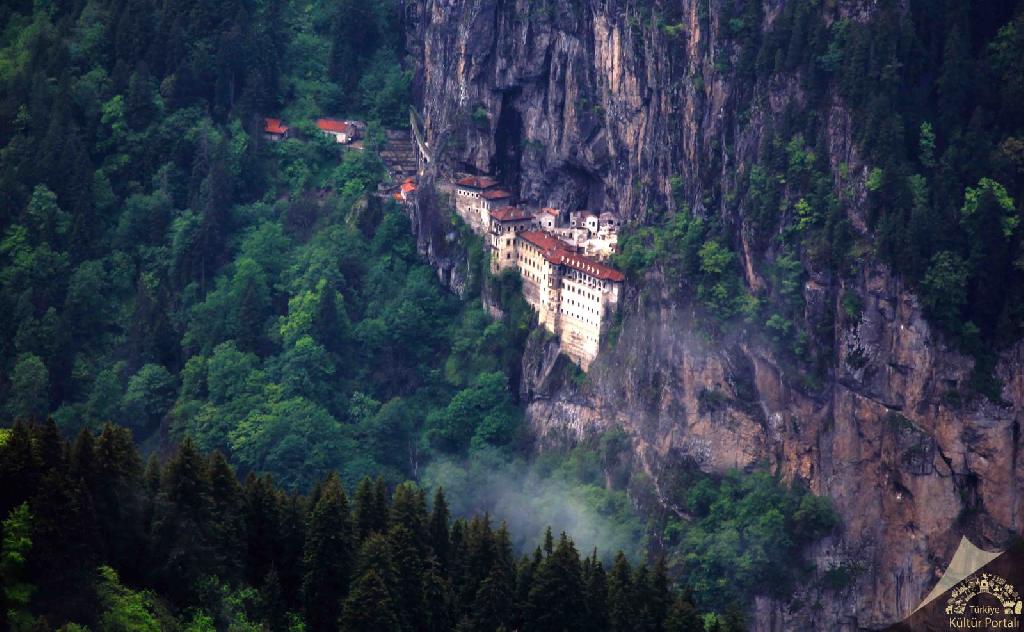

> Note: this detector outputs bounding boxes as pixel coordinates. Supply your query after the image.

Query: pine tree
[244,473,283,587]
[428,487,450,568]
[582,551,609,630]
[93,424,145,582]
[387,525,426,628]
[421,554,454,632]
[666,591,704,632]
[259,565,288,632]
[607,552,635,632]
[278,491,308,609]
[524,533,585,632]
[141,454,161,539]
[721,602,749,632]
[340,569,401,632]
[35,419,64,474]
[650,557,672,632]
[208,451,245,582]
[354,476,387,541]
[302,473,353,632]
[373,476,391,531]
[390,481,428,550]
[0,423,40,531]
[68,429,96,490]
[26,430,98,623]
[633,563,658,632]
[0,504,34,632]
[149,437,215,602]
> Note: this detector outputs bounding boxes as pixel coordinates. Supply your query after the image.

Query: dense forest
[616,0,1024,397]
[0,0,848,628]
[0,420,743,631]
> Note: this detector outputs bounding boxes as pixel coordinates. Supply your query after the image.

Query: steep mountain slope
[405,0,1024,629]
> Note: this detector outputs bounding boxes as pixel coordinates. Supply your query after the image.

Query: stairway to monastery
[379,129,419,180]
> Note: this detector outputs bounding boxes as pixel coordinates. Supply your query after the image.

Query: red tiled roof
[401,182,417,193]
[455,176,499,190]
[490,206,533,222]
[517,231,624,282]
[540,207,561,216]
[482,189,512,200]
[316,118,354,134]
[519,231,565,253]
[403,176,416,184]
[264,118,288,134]
[550,251,625,282]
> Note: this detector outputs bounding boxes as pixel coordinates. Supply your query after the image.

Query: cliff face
[405,1,1024,629]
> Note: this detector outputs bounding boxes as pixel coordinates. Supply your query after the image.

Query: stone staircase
[380,129,419,180]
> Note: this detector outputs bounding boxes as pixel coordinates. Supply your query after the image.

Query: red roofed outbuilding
[263,118,290,141]
[316,118,357,143]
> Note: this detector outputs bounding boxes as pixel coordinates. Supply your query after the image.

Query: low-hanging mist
[421,447,647,561]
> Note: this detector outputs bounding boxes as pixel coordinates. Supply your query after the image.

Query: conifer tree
[278,491,308,609]
[607,552,636,632]
[259,565,288,632]
[68,429,96,490]
[428,486,451,567]
[340,569,401,632]
[372,476,391,532]
[208,451,245,582]
[354,476,386,541]
[0,423,40,540]
[650,557,672,631]
[582,551,609,631]
[524,533,585,632]
[390,481,428,550]
[0,504,34,632]
[387,525,426,628]
[149,437,215,602]
[721,602,749,632]
[302,473,353,632]
[35,419,64,474]
[244,473,283,587]
[633,563,658,632]
[666,591,704,632]
[421,554,454,632]
[94,424,144,581]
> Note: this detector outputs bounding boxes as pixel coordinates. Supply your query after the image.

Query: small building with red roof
[316,118,357,144]
[263,118,290,141]
[399,179,417,202]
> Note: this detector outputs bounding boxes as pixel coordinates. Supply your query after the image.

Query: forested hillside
[0,421,727,631]
[0,0,853,628]
[0,0,531,491]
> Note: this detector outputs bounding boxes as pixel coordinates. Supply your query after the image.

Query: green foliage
[0,504,34,629]
[95,566,162,632]
[614,212,755,324]
[425,372,521,453]
[840,291,863,324]
[5,354,49,421]
[661,468,838,611]
[0,424,715,631]
[921,251,970,331]
[121,364,176,433]
[962,178,1018,239]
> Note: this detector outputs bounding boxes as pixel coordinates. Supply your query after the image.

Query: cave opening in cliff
[493,88,523,195]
